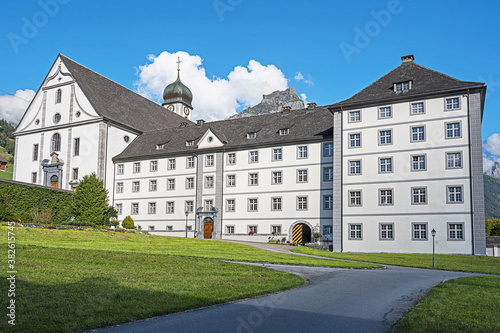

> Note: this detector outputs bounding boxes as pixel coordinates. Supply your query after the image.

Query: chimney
[307,102,317,110]
[196,119,205,126]
[282,106,291,114]
[401,55,414,63]
[180,122,188,128]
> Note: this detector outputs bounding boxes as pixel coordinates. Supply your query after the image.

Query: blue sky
[1,0,500,167]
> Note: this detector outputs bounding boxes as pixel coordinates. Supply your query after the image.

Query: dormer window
[247,132,257,139]
[186,140,194,146]
[394,81,411,93]
[279,129,289,135]
[156,144,164,150]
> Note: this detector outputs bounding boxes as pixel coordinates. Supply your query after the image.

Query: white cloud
[135,51,289,121]
[0,89,35,125]
[483,133,500,172]
[294,72,305,81]
[294,71,314,86]
[300,93,307,101]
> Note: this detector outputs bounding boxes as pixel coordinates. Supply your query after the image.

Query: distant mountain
[484,174,500,219]
[232,87,306,118]
[485,162,500,178]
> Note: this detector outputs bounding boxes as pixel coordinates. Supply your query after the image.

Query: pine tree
[69,173,110,226]
[122,216,135,229]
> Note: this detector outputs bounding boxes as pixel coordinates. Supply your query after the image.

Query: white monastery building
[13,54,487,255]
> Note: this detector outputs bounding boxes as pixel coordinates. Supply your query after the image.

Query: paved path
[92,243,482,333]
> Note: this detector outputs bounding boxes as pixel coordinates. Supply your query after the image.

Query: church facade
[13,54,487,255]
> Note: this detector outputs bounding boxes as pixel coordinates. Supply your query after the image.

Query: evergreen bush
[122,216,134,229]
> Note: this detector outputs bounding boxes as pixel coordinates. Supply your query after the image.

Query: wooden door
[204,221,213,239]
[50,175,58,188]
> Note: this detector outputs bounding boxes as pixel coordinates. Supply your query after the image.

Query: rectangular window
[187,156,195,168]
[249,173,258,186]
[379,106,392,118]
[272,148,282,161]
[379,189,393,205]
[279,128,289,135]
[226,199,235,212]
[31,172,37,183]
[379,130,392,145]
[168,159,176,170]
[73,138,80,156]
[349,133,361,148]
[349,161,361,175]
[226,225,235,234]
[149,180,157,191]
[206,155,214,167]
[185,201,194,213]
[412,187,427,204]
[166,202,174,214]
[131,203,139,215]
[446,122,461,138]
[411,126,425,142]
[395,81,411,92]
[323,167,333,181]
[133,162,141,173]
[448,223,464,240]
[247,132,256,139]
[271,197,282,211]
[349,191,362,206]
[447,152,462,169]
[272,171,282,184]
[297,196,308,210]
[227,153,236,165]
[166,226,173,231]
[205,200,214,211]
[132,181,140,192]
[349,111,361,122]
[148,226,155,232]
[323,195,333,210]
[248,198,258,212]
[411,102,425,114]
[412,223,427,240]
[248,225,258,233]
[117,164,124,175]
[380,224,394,240]
[324,143,333,156]
[349,224,362,239]
[297,145,308,159]
[148,202,156,214]
[150,160,158,172]
[447,186,463,203]
[411,155,426,171]
[115,203,122,215]
[186,177,194,189]
[167,178,175,190]
[116,182,123,193]
[227,174,236,187]
[297,169,308,183]
[271,225,282,235]
[72,168,78,180]
[445,97,460,110]
[249,150,259,163]
[379,158,392,173]
[205,176,214,188]
[324,226,333,235]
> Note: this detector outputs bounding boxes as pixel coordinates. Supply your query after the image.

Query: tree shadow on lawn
[0,277,224,333]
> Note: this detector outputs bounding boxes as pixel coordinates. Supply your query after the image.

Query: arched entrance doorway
[291,222,312,245]
[203,217,214,239]
[50,175,58,188]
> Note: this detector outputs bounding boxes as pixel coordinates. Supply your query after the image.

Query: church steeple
[162,57,193,121]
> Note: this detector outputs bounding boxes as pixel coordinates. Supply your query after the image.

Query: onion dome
[162,71,193,108]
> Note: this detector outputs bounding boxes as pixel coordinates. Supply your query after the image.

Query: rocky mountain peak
[486,161,500,178]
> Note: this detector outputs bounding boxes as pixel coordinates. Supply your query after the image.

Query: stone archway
[289,220,313,245]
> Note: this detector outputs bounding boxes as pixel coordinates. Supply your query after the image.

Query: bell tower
[162,57,193,121]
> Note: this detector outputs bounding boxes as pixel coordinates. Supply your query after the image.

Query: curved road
[93,243,482,333]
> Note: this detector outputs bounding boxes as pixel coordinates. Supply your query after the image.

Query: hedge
[0,179,73,224]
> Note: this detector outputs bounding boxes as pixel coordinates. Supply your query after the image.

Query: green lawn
[0,163,13,180]
[292,247,500,274]
[396,276,500,332]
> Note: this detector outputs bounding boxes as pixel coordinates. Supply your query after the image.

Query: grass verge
[292,247,500,274]
[0,163,13,180]
[396,276,500,332]
[8,227,381,269]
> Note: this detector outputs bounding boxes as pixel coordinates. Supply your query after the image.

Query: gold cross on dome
[177,56,182,71]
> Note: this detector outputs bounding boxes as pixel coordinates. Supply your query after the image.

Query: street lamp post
[185,210,189,238]
[431,228,436,268]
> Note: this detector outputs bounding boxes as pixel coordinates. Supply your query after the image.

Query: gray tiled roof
[113,106,333,162]
[60,55,189,132]
[331,61,484,109]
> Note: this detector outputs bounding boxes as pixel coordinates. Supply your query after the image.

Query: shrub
[68,173,110,225]
[30,207,54,224]
[122,216,135,229]
[485,219,500,236]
